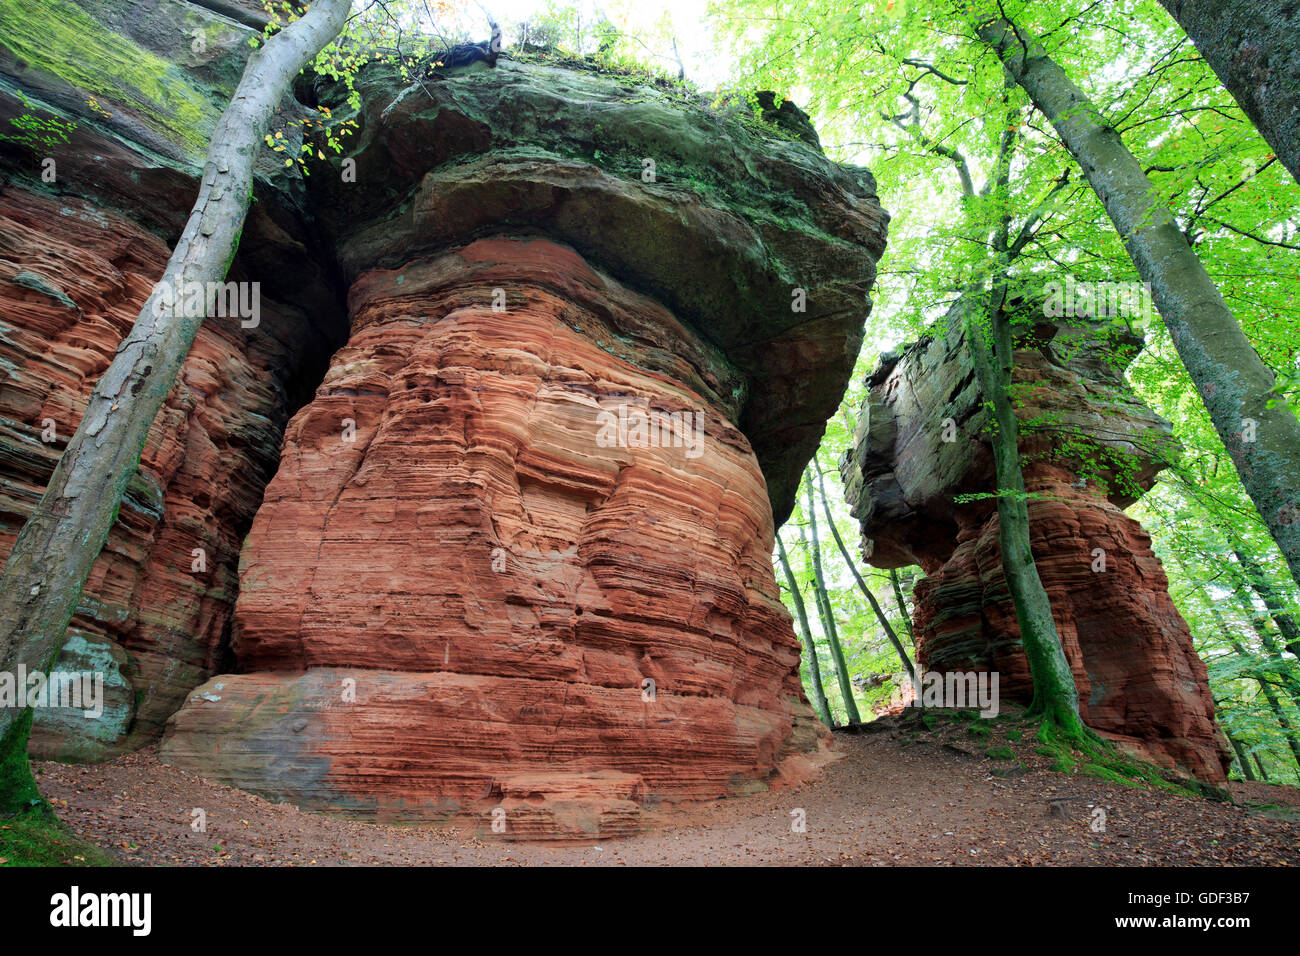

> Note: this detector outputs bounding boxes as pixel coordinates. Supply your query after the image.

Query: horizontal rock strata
[841,305,1231,781]
[5,2,887,833]
[162,237,834,827]
[155,50,887,834]
[0,186,341,757]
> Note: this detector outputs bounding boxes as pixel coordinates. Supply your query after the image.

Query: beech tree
[963,291,1086,734]
[723,0,1299,781]
[973,12,1300,596]
[811,457,916,680]
[802,479,862,724]
[776,534,833,726]
[1155,0,1300,185]
[893,65,1089,733]
[0,0,353,816]
[889,569,915,644]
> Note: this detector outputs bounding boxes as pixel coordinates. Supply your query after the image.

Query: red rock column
[161,237,830,834]
[912,466,1230,781]
[842,314,1232,782]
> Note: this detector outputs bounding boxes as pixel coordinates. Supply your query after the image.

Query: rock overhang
[0,3,889,784]
[842,297,1176,568]
[306,58,889,525]
[837,296,1230,782]
[1,5,888,528]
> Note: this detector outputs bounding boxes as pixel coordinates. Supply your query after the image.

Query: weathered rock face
[0,184,343,758]
[159,58,887,832]
[841,305,1232,782]
[305,59,888,525]
[1,1,887,832]
[163,237,830,822]
[0,1,346,758]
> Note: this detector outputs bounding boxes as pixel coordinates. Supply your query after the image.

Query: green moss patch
[0,0,218,156]
[0,811,115,867]
[1033,718,1200,797]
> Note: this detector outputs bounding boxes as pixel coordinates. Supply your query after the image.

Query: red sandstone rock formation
[913,468,1228,780]
[162,237,834,831]
[0,185,341,758]
[841,308,1232,782]
[0,1,346,761]
[2,4,887,835]
[149,48,888,835]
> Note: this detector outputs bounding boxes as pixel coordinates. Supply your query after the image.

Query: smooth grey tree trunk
[1156,0,1300,184]
[776,534,833,726]
[1231,544,1300,658]
[975,15,1300,597]
[1225,731,1257,782]
[889,568,915,644]
[1227,588,1300,717]
[801,482,862,724]
[811,456,916,680]
[1202,575,1300,769]
[0,0,353,814]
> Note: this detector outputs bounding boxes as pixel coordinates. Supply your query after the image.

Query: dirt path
[23,718,1300,866]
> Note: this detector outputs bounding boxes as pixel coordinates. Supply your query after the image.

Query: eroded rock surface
[0,12,888,831]
[0,0,345,757]
[164,237,835,823]
[0,186,341,755]
[840,306,1232,782]
[163,205,867,826]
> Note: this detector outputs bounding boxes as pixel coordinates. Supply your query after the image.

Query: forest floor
[12,711,1300,866]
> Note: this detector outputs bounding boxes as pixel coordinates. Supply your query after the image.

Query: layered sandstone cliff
[158,59,887,835]
[0,0,888,836]
[840,301,1232,782]
[0,0,346,759]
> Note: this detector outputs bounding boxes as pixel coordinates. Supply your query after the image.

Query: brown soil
[21,715,1300,867]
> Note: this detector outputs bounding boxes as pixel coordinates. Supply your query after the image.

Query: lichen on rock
[840,300,1232,782]
[2,2,890,835]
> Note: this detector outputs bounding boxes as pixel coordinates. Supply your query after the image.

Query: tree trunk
[1226,587,1300,711]
[1155,0,1300,185]
[889,568,915,644]
[1203,583,1300,770]
[1231,545,1300,658]
[1226,603,1300,776]
[963,291,1086,735]
[0,0,353,816]
[1225,731,1258,782]
[802,480,862,724]
[811,456,916,680]
[1258,681,1300,772]
[975,15,1300,596]
[1254,754,1270,781]
[777,534,833,726]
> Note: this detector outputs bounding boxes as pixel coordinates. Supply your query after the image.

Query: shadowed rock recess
[0,0,347,759]
[840,302,1233,783]
[1,1,887,836]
